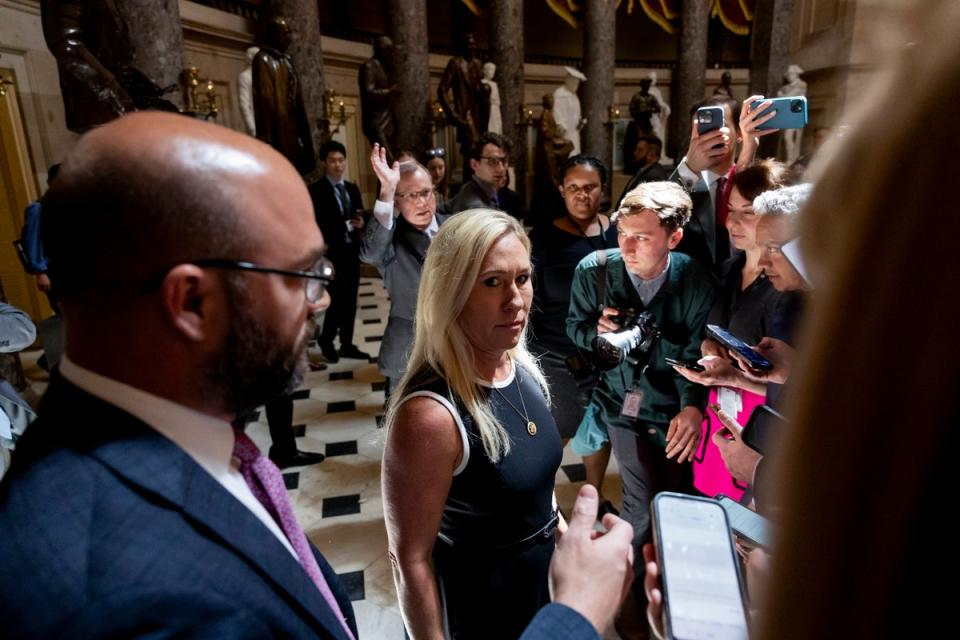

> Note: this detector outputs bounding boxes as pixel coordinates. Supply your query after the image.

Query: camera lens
[699,111,713,123]
[790,100,803,113]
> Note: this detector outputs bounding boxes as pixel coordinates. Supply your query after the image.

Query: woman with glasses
[362,144,448,396]
[529,154,620,517]
[382,209,563,639]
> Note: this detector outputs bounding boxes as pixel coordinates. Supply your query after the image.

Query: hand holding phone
[749,96,808,130]
[706,324,773,371]
[665,356,705,373]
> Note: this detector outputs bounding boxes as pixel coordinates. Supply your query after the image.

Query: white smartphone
[651,492,750,640]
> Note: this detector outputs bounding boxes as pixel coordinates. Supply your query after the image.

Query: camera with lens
[790,99,804,113]
[591,309,661,370]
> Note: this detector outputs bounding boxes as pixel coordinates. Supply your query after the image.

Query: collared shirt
[59,356,298,559]
[372,199,439,239]
[677,158,726,211]
[626,254,671,306]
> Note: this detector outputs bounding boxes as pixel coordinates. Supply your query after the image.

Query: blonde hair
[611,180,692,232]
[757,2,960,637]
[385,209,549,462]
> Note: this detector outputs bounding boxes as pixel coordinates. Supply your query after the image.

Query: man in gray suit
[361,144,449,394]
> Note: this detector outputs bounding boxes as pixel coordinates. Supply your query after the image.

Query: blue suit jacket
[0,374,358,639]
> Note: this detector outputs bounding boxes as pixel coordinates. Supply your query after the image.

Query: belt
[437,510,560,554]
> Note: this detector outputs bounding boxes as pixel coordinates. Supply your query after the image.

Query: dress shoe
[270,449,326,469]
[338,345,371,360]
[318,340,339,363]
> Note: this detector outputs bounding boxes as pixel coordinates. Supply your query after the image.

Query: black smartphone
[696,106,724,135]
[716,494,771,550]
[705,324,773,371]
[664,356,706,373]
[741,404,787,455]
[652,492,750,640]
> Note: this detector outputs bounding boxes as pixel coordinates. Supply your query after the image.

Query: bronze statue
[535,94,573,190]
[713,71,734,98]
[252,16,315,175]
[624,78,661,175]
[359,36,399,160]
[437,33,485,173]
[41,0,177,133]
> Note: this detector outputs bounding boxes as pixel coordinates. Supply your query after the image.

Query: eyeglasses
[479,156,508,168]
[140,257,334,302]
[563,183,600,196]
[761,244,784,256]
[395,188,436,204]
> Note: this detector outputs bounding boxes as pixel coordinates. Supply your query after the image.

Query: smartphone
[652,493,750,640]
[716,494,771,550]
[741,404,787,455]
[705,324,772,371]
[696,106,724,135]
[750,96,808,130]
[665,356,706,373]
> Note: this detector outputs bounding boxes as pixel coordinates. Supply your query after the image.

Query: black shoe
[598,500,620,520]
[318,340,339,363]
[339,345,371,360]
[270,449,326,469]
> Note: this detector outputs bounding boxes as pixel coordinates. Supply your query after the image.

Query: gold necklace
[492,371,537,436]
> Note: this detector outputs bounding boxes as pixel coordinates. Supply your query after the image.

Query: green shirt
[566,249,719,447]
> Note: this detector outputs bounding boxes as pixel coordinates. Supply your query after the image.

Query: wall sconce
[604,105,621,127]
[0,77,12,97]
[180,66,222,120]
[320,89,348,138]
[517,105,535,127]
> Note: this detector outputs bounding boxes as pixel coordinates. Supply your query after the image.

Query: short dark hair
[559,154,608,185]
[470,131,510,160]
[731,158,789,202]
[635,135,662,156]
[319,140,346,160]
[690,95,741,128]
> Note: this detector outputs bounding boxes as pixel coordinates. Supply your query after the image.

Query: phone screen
[654,493,749,640]
[716,495,771,549]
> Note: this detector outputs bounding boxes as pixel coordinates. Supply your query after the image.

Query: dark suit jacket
[669,166,721,273]
[310,177,365,263]
[442,176,496,215]
[0,374,358,639]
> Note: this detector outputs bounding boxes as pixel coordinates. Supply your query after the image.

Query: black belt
[437,510,560,554]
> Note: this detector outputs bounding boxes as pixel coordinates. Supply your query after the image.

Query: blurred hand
[36,273,52,293]
[370,143,400,201]
[671,354,740,388]
[700,338,726,358]
[551,484,635,635]
[596,307,622,335]
[685,120,731,174]
[710,405,763,485]
[642,543,666,640]
[729,337,794,385]
[350,212,365,231]
[665,406,703,462]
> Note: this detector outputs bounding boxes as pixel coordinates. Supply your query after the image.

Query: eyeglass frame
[478,155,509,168]
[395,188,437,204]
[141,257,335,303]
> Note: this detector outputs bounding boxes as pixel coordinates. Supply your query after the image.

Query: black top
[707,252,783,345]
[529,221,620,357]
[403,364,563,548]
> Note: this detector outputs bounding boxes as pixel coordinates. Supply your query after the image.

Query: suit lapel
[41,377,353,639]
[691,180,715,260]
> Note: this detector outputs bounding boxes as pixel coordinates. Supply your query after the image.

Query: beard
[206,275,314,414]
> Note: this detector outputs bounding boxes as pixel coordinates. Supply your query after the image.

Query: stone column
[262,0,327,162]
[750,0,797,97]
[116,0,184,109]
[491,0,525,201]
[388,0,431,153]
[668,0,709,162]
[581,0,616,200]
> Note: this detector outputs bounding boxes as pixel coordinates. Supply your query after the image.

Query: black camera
[591,309,660,370]
[790,99,804,113]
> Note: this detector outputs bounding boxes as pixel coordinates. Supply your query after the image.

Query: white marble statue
[553,66,586,155]
[481,61,502,134]
[778,64,807,165]
[238,46,259,135]
[648,71,673,165]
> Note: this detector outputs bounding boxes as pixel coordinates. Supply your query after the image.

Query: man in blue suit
[0,113,633,639]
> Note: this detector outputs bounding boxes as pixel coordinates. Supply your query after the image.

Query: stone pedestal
[262,0,326,165]
[388,0,431,153]
[582,0,615,201]
[117,0,184,109]
[491,0,525,201]
[668,0,709,162]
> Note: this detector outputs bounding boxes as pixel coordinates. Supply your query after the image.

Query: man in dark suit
[443,131,510,214]
[615,135,670,208]
[310,140,369,363]
[0,113,635,640]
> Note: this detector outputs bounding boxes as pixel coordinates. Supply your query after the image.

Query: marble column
[581,0,615,201]
[388,0,431,153]
[116,0,184,109]
[668,0,709,162]
[262,0,327,163]
[750,0,797,97]
[491,0,526,201]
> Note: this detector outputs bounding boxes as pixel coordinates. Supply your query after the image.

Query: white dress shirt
[59,356,298,559]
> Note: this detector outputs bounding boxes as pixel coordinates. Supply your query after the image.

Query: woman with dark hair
[529,154,620,515]
[422,147,449,206]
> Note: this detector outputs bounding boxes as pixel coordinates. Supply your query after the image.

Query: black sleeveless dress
[399,363,563,639]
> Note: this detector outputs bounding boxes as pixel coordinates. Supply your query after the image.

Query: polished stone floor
[17,276,623,639]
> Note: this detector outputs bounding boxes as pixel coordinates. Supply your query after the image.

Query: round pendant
[527,421,537,436]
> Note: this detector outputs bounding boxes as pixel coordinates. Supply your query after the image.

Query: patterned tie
[232,429,355,640]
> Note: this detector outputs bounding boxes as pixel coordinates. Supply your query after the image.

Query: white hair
[753,183,814,217]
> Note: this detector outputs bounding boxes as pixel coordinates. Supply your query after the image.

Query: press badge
[718,387,742,418]
[621,389,644,418]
